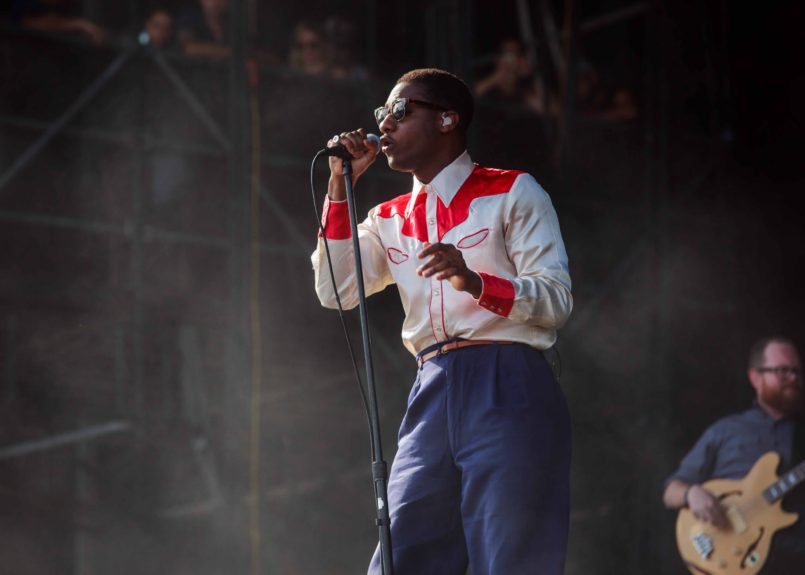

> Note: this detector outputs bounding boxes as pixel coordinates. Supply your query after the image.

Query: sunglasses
[374,98,449,125]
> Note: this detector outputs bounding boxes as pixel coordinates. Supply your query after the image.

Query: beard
[760,382,804,416]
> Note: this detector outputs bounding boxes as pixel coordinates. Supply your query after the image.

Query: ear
[748,367,763,393]
[439,111,458,132]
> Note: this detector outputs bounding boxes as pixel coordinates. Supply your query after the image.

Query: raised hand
[326,128,379,200]
[416,242,482,298]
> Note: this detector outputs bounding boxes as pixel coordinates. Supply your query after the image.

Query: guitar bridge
[691,532,714,560]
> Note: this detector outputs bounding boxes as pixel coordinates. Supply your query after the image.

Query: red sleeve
[477,272,515,317]
[319,197,351,240]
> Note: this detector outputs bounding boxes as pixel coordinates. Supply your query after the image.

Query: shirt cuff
[319,196,351,240]
[476,272,515,317]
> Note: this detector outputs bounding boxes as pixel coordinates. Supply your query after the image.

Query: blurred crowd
[5,1,637,120]
[470,36,637,169]
[474,36,637,124]
[5,0,369,80]
[2,0,639,175]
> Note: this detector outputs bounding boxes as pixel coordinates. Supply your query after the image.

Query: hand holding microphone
[325,129,380,200]
[324,131,380,160]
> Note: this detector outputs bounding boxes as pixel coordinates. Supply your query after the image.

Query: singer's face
[378,82,443,176]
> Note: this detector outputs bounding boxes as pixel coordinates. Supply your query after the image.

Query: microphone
[322,133,381,160]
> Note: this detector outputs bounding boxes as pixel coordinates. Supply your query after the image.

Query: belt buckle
[438,340,456,357]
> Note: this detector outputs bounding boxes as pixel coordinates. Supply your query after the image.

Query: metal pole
[4,315,17,408]
[645,1,672,572]
[580,3,648,33]
[224,2,257,574]
[366,0,377,73]
[0,421,131,460]
[147,50,233,152]
[559,0,579,176]
[342,159,394,575]
[131,49,146,420]
[0,48,135,195]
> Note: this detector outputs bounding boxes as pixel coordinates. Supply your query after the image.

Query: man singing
[312,68,573,575]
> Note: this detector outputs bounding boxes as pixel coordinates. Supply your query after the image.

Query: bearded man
[663,336,805,573]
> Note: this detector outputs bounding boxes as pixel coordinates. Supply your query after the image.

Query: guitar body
[676,452,799,575]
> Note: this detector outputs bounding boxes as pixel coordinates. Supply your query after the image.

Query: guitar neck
[763,459,805,503]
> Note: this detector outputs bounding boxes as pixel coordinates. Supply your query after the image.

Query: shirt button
[435,327,442,333]
[428,219,435,226]
[434,290,440,296]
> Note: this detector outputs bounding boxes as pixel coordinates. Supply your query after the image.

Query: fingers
[414,243,481,296]
[364,134,379,155]
[328,129,373,158]
[418,241,448,259]
[712,517,727,529]
[690,493,728,529]
[699,509,727,529]
[326,129,378,183]
[418,257,457,279]
[416,243,463,278]
[710,507,728,529]
[417,242,434,258]
[434,266,461,281]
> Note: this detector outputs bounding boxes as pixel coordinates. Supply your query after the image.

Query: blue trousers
[368,342,571,575]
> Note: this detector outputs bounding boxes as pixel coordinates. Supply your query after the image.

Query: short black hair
[396,68,474,131]
[748,335,796,369]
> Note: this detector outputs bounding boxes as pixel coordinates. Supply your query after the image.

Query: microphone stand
[341,158,394,575]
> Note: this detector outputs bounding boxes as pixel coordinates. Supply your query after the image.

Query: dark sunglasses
[374,98,449,125]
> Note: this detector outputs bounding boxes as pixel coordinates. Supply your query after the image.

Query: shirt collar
[750,401,796,425]
[410,151,474,209]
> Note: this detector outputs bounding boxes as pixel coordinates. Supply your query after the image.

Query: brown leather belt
[416,339,512,368]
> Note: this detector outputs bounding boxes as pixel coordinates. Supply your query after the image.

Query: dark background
[0,1,803,574]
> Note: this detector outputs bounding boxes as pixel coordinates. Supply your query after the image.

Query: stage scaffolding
[0,1,748,574]
[0,2,417,572]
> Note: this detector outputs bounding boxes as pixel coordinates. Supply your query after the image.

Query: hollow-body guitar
[676,451,804,575]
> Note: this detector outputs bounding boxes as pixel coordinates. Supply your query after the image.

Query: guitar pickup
[691,532,714,559]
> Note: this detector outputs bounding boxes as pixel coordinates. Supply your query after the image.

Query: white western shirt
[311,151,572,357]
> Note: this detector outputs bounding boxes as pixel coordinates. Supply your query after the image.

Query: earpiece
[441,114,453,127]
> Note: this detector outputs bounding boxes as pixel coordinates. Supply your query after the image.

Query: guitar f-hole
[717,490,743,501]
[740,528,765,569]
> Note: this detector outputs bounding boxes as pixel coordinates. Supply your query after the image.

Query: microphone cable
[309,150,374,447]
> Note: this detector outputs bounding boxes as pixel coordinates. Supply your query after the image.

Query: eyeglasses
[756,366,801,377]
[374,98,448,126]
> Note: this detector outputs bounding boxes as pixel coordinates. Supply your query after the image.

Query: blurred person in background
[473,37,558,171]
[288,20,328,76]
[474,38,555,117]
[323,15,368,81]
[575,59,637,122]
[12,0,109,46]
[142,6,174,49]
[177,0,229,60]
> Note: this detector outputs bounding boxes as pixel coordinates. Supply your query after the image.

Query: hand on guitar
[686,484,728,528]
[671,453,802,575]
